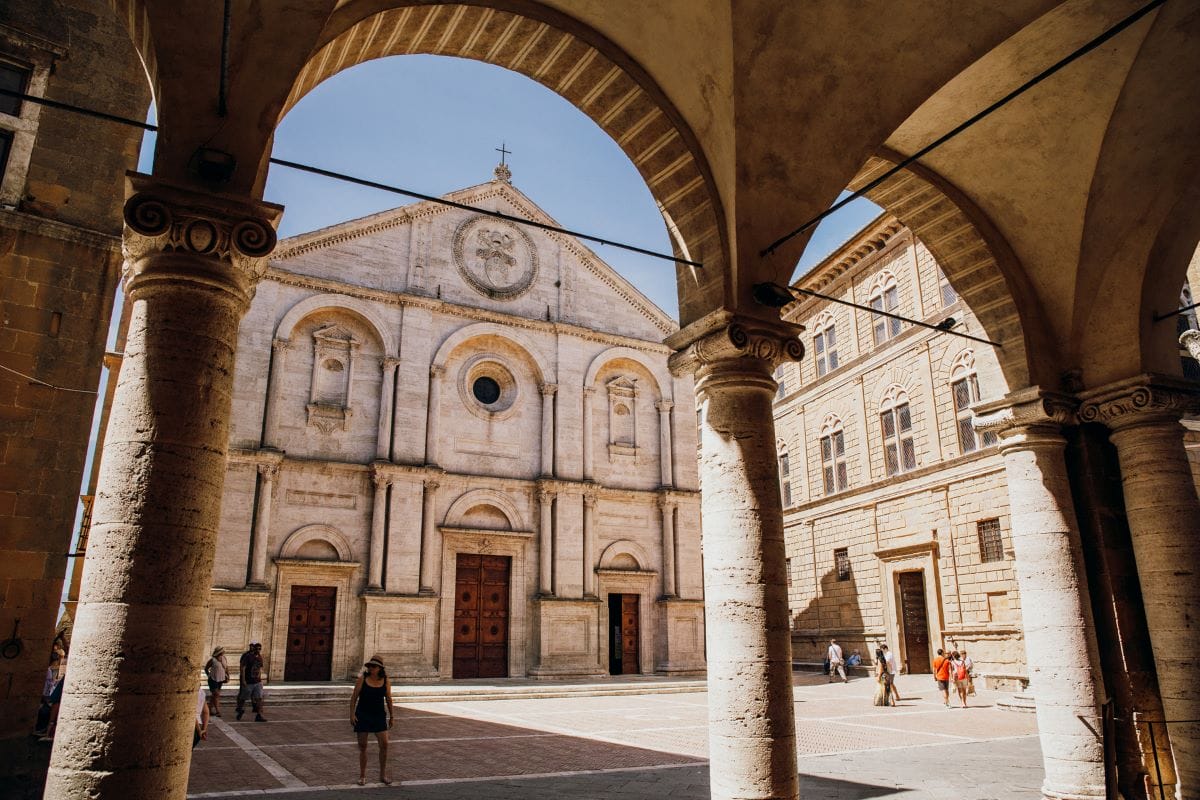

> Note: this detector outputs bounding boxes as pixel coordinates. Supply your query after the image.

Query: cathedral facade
[204,169,705,682]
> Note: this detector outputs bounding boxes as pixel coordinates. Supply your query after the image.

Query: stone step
[996,691,1038,713]
[224,676,707,704]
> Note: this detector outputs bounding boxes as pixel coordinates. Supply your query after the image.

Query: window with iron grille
[785,557,793,587]
[977,518,1004,562]
[820,428,848,494]
[940,271,957,308]
[779,452,790,477]
[953,374,997,454]
[870,279,902,346]
[781,480,792,507]
[880,401,916,476]
[834,547,851,581]
[814,319,839,377]
[774,365,786,400]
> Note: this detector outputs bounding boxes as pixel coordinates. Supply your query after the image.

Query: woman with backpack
[950,650,970,708]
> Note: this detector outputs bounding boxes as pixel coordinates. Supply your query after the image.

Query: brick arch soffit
[274,293,398,357]
[582,346,666,401]
[280,524,355,561]
[430,321,548,384]
[442,488,525,531]
[598,538,651,571]
[847,152,1054,393]
[276,2,729,325]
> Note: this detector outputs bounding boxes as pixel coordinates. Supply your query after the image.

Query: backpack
[955,661,968,681]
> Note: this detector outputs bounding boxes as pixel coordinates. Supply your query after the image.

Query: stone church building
[203,166,705,682]
[774,215,1025,687]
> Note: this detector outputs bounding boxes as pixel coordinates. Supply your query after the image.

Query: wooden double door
[608,593,640,675]
[898,571,932,674]
[284,585,336,681]
[453,554,510,679]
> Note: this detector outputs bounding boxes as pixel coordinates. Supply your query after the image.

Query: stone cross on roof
[494,142,512,183]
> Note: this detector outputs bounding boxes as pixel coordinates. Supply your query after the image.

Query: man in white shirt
[881,644,901,702]
[827,640,847,683]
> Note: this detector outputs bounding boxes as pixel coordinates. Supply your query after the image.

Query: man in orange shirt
[932,648,951,707]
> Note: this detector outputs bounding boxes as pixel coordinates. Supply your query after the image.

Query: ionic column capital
[381,356,401,371]
[972,386,1078,444]
[256,462,280,481]
[422,478,440,492]
[582,489,598,508]
[667,311,803,381]
[1078,374,1200,430]
[1181,330,1200,362]
[540,383,559,397]
[370,463,393,488]
[655,399,674,413]
[122,173,282,295]
[537,488,556,506]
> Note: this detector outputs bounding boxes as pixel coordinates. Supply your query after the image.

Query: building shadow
[186,702,904,800]
[791,565,869,669]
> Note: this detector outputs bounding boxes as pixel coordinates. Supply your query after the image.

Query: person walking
[194,684,210,748]
[236,641,267,722]
[881,644,901,702]
[827,640,848,683]
[951,650,970,708]
[351,655,395,786]
[204,646,229,717]
[961,648,976,696]
[872,648,891,706]
[932,648,951,707]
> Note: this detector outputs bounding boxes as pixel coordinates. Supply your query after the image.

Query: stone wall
[0,2,148,795]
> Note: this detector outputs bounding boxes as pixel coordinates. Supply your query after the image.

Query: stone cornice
[0,208,121,251]
[790,215,906,297]
[1078,374,1200,428]
[971,386,1078,437]
[873,540,939,561]
[265,267,672,355]
[667,310,804,376]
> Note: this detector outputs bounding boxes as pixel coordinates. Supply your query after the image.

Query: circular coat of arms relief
[452,216,539,300]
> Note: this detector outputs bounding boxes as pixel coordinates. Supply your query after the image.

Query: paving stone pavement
[187,674,1044,799]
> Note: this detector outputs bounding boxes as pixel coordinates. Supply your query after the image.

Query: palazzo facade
[774,216,1026,687]
[203,167,705,682]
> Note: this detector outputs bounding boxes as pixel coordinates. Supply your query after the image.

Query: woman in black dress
[351,655,395,785]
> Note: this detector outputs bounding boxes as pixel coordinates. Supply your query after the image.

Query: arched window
[778,441,792,507]
[868,272,901,346]
[819,415,848,495]
[950,351,997,454]
[939,269,957,308]
[813,312,839,377]
[879,385,916,476]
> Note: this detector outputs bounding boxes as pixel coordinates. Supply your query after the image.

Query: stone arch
[583,346,667,400]
[820,413,844,437]
[598,538,652,571]
[442,488,526,531]
[848,154,1051,392]
[275,293,397,356]
[948,349,977,381]
[877,382,910,411]
[277,2,728,325]
[430,321,549,385]
[279,524,354,561]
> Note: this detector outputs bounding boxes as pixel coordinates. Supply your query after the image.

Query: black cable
[760,0,1168,258]
[1153,299,1200,322]
[219,0,232,118]
[0,88,699,268]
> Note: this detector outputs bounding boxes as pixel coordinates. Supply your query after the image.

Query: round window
[473,376,502,405]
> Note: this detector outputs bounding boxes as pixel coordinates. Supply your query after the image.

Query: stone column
[418,478,439,594]
[658,494,677,598]
[552,489,566,597]
[582,489,597,598]
[582,387,595,480]
[368,466,391,591]
[261,337,289,448]
[538,488,554,596]
[425,365,443,466]
[375,357,399,461]
[541,383,557,477]
[46,175,280,799]
[248,462,280,587]
[657,399,674,486]
[974,387,1106,800]
[666,313,803,800]
[1081,376,1200,794]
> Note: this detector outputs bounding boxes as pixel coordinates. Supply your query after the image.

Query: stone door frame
[595,568,657,675]
[269,558,359,682]
[438,528,532,678]
[873,540,944,675]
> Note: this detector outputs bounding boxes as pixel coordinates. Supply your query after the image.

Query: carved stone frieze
[452,215,538,300]
[1078,374,1200,428]
[667,312,804,377]
[121,173,282,285]
[972,386,1078,439]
